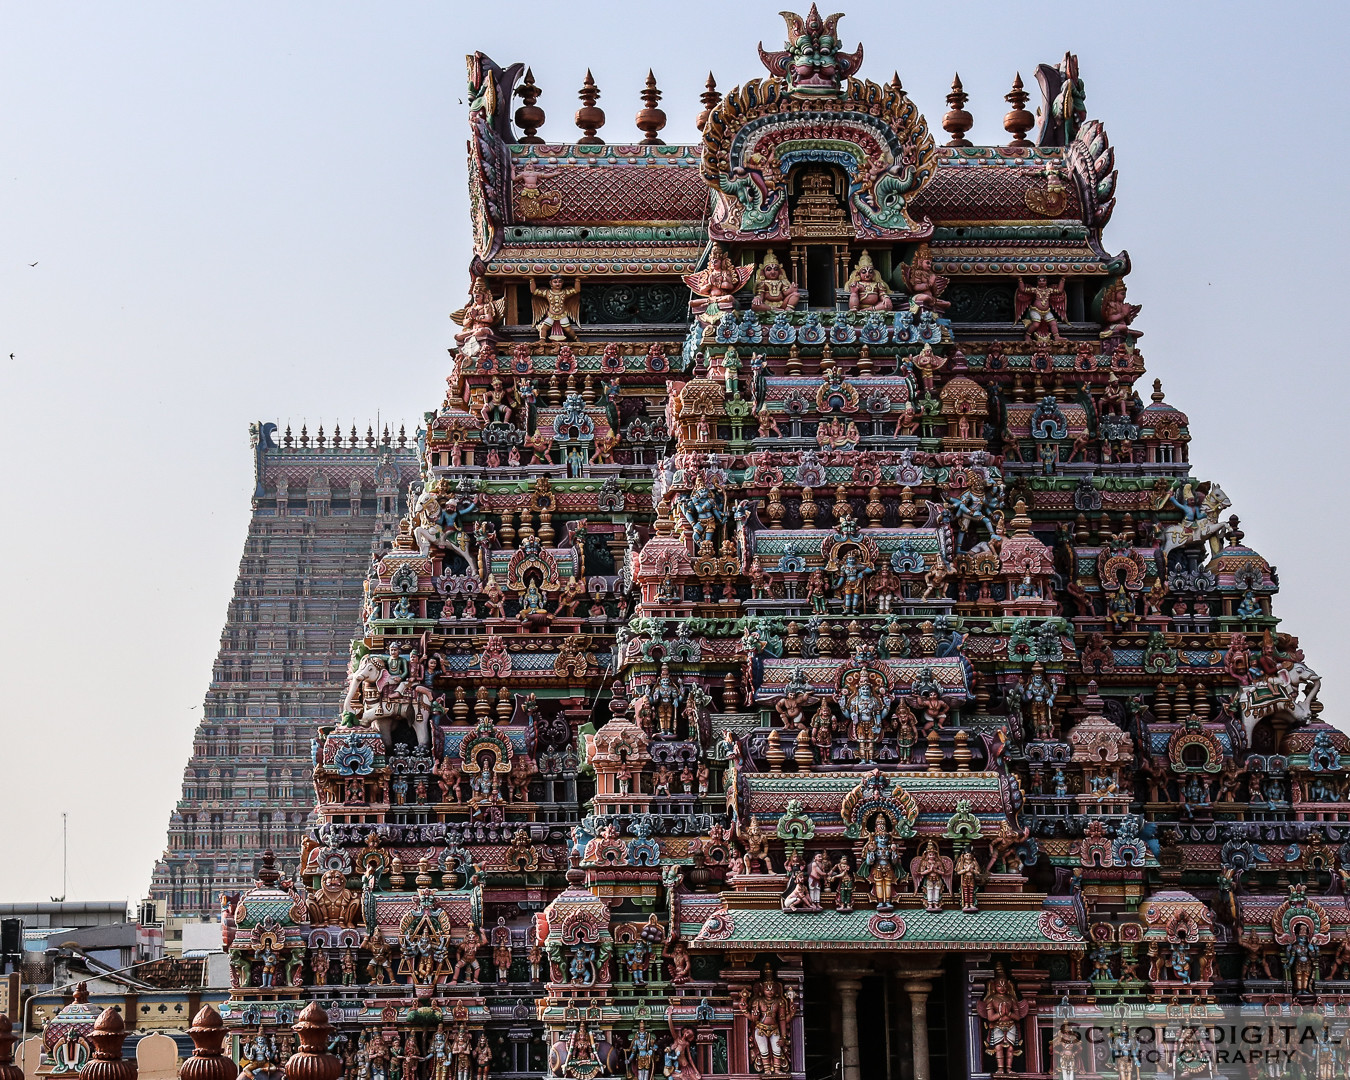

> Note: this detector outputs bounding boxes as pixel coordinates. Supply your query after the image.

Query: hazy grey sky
[2,1,1347,905]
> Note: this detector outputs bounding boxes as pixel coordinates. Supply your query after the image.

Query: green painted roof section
[690,906,1085,952]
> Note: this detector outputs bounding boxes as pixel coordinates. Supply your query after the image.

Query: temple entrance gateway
[208,8,1338,1080]
[798,960,960,1080]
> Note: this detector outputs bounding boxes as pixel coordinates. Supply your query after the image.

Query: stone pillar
[904,979,932,1080]
[837,977,862,1080]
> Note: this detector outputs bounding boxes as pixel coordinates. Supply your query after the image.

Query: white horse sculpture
[342,653,431,751]
[1235,662,1322,745]
[1159,483,1232,560]
[411,489,477,559]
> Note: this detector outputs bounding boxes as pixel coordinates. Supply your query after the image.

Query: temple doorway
[804,957,967,1080]
[804,244,836,307]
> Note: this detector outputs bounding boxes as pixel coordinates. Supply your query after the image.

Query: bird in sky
[29,261,38,267]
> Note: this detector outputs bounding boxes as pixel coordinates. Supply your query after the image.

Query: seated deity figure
[751,250,800,312]
[846,251,893,311]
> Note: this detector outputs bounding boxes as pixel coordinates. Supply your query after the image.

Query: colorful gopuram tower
[216,11,1347,1080]
[151,423,418,922]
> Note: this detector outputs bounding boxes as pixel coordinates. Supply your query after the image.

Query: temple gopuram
[151,423,417,923]
[207,10,1347,1080]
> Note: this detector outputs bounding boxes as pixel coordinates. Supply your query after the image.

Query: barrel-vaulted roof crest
[704,11,935,243]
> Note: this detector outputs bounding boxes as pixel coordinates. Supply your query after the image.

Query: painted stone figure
[746,967,794,1076]
[976,965,1029,1077]
[530,276,581,341]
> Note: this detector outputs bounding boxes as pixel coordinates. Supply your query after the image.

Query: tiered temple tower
[150,424,417,920]
[212,11,1346,1080]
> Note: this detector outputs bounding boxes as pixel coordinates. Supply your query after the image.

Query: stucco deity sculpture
[450,278,505,354]
[845,251,892,311]
[900,243,950,313]
[530,276,581,341]
[649,663,687,737]
[307,869,361,927]
[746,967,795,1076]
[910,839,953,912]
[751,251,799,312]
[831,552,874,616]
[860,816,903,909]
[976,964,1029,1076]
[1014,275,1068,341]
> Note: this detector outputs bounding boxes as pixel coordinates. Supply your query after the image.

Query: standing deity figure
[910,839,953,912]
[900,243,951,313]
[623,936,654,987]
[1007,664,1059,741]
[843,672,888,765]
[529,275,581,341]
[846,251,893,311]
[428,1027,451,1080]
[261,944,284,988]
[1049,1023,1079,1080]
[493,941,511,985]
[1284,924,1319,994]
[678,477,727,550]
[751,251,800,312]
[860,816,902,908]
[806,569,828,614]
[401,1033,422,1080]
[1015,275,1068,340]
[806,852,829,906]
[567,941,598,986]
[450,1025,472,1080]
[1310,1026,1337,1080]
[472,1035,490,1080]
[954,848,981,912]
[367,1034,390,1080]
[831,552,874,615]
[976,964,1030,1077]
[627,1020,658,1080]
[364,927,395,984]
[649,663,687,737]
[1108,1029,1140,1080]
[746,967,795,1076]
[828,853,855,911]
[894,698,919,764]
